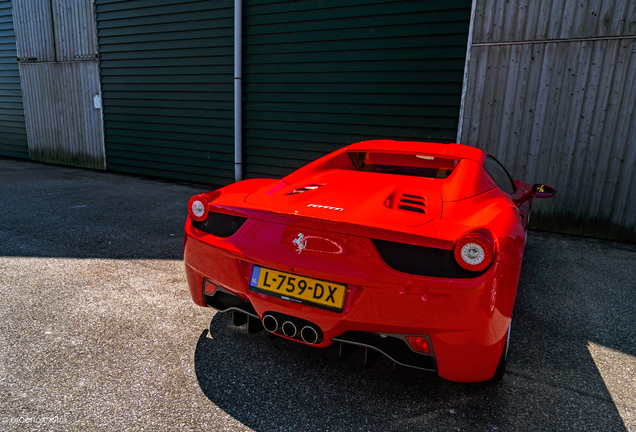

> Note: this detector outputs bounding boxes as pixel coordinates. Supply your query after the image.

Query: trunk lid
[244,169,442,228]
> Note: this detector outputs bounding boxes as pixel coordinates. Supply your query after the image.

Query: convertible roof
[345,140,487,164]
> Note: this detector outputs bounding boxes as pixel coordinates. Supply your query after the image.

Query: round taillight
[188,194,210,222]
[454,233,494,271]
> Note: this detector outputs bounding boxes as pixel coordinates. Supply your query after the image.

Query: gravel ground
[0,157,634,431]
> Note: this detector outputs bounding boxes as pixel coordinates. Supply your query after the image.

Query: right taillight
[453,233,494,271]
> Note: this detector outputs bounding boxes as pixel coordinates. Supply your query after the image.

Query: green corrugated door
[0,1,28,159]
[244,0,472,178]
[95,0,235,184]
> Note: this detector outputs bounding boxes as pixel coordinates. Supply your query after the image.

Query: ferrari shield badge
[293,233,307,254]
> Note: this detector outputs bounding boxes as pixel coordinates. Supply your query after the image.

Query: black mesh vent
[192,212,247,238]
[373,239,488,278]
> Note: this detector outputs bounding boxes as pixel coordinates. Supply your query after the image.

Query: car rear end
[183,141,519,382]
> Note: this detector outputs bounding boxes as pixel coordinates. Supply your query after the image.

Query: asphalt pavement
[0,157,634,432]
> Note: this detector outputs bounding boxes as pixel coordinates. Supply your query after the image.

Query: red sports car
[184,140,555,382]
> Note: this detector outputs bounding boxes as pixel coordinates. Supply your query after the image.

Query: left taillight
[188,191,220,222]
[453,232,494,271]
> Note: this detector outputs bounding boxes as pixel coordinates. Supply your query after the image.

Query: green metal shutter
[244,0,472,178]
[0,1,28,159]
[95,0,235,185]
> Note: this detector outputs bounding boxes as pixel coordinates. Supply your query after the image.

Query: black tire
[489,323,511,382]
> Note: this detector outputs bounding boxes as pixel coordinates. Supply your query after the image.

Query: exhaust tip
[263,315,278,333]
[281,321,297,338]
[301,326,319,344]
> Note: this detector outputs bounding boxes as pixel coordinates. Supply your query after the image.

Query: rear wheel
[490,323,511,382]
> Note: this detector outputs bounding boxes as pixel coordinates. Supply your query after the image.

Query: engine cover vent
[398,194,426,214]
[286,184,323,195]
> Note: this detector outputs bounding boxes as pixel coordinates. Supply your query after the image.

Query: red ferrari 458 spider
[184,140,555,382]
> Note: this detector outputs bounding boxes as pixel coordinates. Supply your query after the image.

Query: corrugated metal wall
[95,0,235,185]
[21,62,104,169]
[0,0,28,159]
[12,0,105,169]
[459,0,636,242]
[243,0,473,179]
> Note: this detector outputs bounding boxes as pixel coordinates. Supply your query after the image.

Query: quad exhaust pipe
[262,314,278,333]
[281,321,297,338]
[261,313,321,344]
[300,326,319,345]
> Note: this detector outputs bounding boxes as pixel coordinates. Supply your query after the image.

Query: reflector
[406,336,431,354]
[203,279,217,295]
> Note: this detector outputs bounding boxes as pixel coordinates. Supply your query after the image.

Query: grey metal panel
[473,0,636,43]
[460,38,636,241]
[19,61,106,169]
[51,0,98,61]
[11,0,55,61]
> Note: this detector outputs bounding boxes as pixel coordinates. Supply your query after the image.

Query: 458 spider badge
[293,233,307,254]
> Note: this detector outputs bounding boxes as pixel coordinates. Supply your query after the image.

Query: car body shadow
[194,233,632,432]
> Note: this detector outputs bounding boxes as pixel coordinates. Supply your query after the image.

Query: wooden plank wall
[20,62,105,169]
[243,0,472,178]
[0,1,28,159]
[459,0,636,242]
[12,0,105,169]
[95,0,235,185]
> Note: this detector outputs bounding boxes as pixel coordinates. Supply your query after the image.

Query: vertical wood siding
[95,0,235,185]
[12,0,106,169]
[20,62,105,169]
[472,0,636,42]
[11,0,56,61]
[51,0,98,61]
[460,0,636,242]
[0,0,28,159]
[13,0,99,62]
[243,0,472,178]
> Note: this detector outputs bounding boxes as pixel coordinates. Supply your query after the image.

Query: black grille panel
[373,239,488,278]
[286,184,323,195]
[398,204,426,214]
[398,194,426,214]
[192,212,247,238]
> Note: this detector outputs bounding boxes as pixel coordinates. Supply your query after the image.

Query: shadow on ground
[195,233,634,431]
[2,157,633,431]
[0,158,212,260]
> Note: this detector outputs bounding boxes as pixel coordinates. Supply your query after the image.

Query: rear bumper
[184,220,520,382]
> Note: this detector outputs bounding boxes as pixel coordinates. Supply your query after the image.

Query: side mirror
[532,184,556,199]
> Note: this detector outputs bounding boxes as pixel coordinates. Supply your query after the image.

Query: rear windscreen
[347,152,459,179]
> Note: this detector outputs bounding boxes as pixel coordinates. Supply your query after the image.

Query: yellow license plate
[249,266,346,312]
